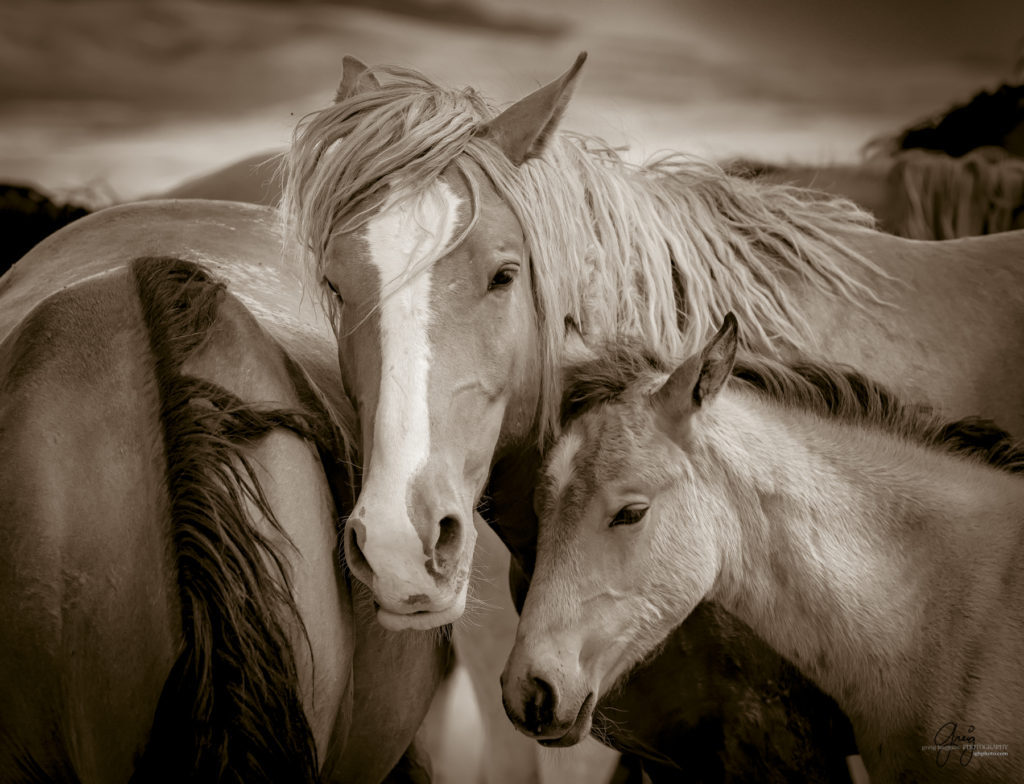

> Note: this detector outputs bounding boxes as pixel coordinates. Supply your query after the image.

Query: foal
[502,315,1024,782]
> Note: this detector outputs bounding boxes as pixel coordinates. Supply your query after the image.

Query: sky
[1,0,1020,201]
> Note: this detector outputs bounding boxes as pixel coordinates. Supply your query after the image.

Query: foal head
[501,315,739,745]
[284,55,586,629]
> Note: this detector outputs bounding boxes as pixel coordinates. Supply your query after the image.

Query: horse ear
[653,313,739,426]
[694,313,739,406]
[335,55,380,103]
[477,52,587,165]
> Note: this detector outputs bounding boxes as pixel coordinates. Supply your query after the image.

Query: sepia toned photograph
[1,0,1022,781]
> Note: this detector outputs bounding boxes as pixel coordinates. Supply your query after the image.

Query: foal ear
[335,55,380,103]
[694,313,739,406]
[653,313,739,421]
[477,52,587,165]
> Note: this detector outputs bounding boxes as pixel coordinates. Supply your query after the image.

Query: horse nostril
[344,518,373,585]
[525,674,558,733]
[436,515,459,552]
[431,515,461,572]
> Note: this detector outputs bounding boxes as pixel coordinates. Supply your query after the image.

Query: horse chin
[538,692,596,748]
[375,598,466,631]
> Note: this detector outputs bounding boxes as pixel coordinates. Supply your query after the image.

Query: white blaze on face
[358,180,464,584]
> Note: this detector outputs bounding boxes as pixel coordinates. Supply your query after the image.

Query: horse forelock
[283,60,888,448]
[280,65,490,278]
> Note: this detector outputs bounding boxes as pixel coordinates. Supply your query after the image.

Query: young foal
[503,315,1024,782]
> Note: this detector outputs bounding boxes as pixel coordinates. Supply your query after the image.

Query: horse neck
[701,391,1024,727]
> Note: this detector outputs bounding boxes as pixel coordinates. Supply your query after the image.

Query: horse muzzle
[500,665,596,747]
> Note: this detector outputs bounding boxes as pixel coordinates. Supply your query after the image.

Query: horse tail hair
[886,148,1024,239]
[129,256,319,783]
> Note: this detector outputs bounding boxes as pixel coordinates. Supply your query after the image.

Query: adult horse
[729,149,1024,239]
[279,54,1024,779]
[733,80,1024,239]
[0,199,449,782]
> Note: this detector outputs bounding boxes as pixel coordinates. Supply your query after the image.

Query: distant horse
[868,81,1024,159]
[155,150,285,206]
[504,315,1024,782]
[730,81,1024,239]
[0,183,90,275]
[729,150,1024,239]
[0,199,449,782]
[279,54,1024,778]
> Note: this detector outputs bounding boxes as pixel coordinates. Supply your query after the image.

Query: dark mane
[732,355,1024,474]
[130,257,323,783]
[562,338,1024,474]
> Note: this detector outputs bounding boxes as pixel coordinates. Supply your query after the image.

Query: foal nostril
[524,675,558,733]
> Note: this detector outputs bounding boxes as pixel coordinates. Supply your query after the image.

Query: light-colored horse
[729,149,1024,239]
[279,53,1024,775]
[283,53,1024,623]
[0,200,449,782]
[504,315,1024,782]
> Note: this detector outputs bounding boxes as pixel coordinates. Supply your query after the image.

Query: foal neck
[703,390,1024,729]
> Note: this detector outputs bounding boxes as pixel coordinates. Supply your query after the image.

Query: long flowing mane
[129,256,352,783]
[562,339,1024,474]
[281,62,885,438]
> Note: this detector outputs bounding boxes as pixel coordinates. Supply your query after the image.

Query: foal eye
[488,266,517,290]
[609,504,648,527]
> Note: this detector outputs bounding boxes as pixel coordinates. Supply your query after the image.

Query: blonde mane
[886,148,1024,239]
[280,62,885,440]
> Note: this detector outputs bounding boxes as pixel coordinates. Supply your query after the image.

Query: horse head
[501,317,739,745]
[287,55,586,630]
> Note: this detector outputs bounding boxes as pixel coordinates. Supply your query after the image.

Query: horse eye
[488,266,517,290]
[609,504,648,527]
[324,277,344,303]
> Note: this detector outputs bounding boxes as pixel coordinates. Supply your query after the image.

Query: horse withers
[504,315,1024,781]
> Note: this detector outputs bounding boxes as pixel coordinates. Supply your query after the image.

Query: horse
[278,53,1024,778]
[503,315,1024,782]
[0,199,450,782]
[729,81,1024,240]
[728,149,1024,240]
[868,80,1024,160]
